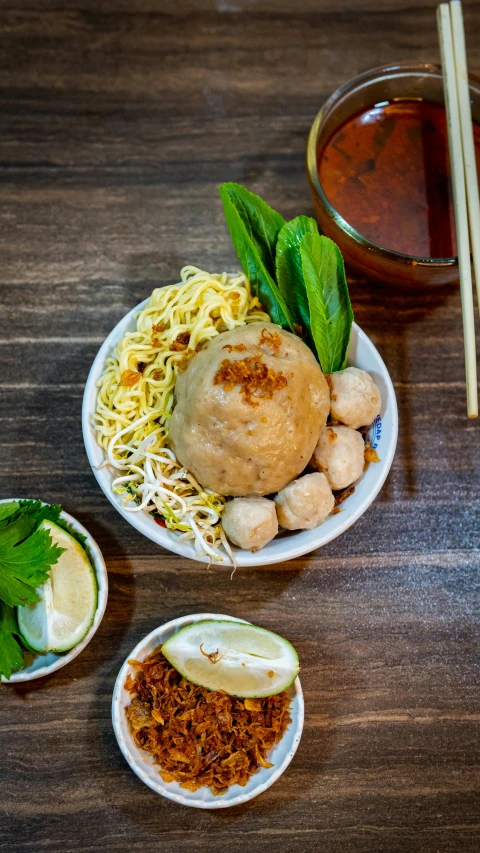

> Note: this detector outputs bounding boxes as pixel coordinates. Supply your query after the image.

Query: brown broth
[318,99,480,258]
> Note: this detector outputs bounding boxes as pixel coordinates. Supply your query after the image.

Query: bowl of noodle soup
[83,267,397,567]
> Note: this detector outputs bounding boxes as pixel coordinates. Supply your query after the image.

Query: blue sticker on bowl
[370,415,382,449]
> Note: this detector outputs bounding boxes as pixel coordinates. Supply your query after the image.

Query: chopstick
[450,1,480,318]
[437,1,478,418]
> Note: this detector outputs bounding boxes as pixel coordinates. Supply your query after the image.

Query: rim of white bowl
[0,499,108,683]
[112,612,304,808]
[83,293,398,567]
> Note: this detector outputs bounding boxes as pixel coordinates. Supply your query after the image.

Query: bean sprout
[93,267,269,561]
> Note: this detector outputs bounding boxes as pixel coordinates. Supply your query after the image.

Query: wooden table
[1,2,479,851]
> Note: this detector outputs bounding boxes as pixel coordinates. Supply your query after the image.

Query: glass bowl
[306,62,480,286]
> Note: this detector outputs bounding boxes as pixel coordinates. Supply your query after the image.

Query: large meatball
[329,367,381,429]
[169,323,330,496]
[222,496,278,551]
[312,425,365,490]
[274,472,334,530]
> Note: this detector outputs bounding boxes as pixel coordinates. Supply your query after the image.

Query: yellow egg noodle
[93,266,270,561]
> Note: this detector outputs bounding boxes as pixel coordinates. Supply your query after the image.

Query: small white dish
[1,501,108,683]
[83,292,398,567]
[112,612,304,809]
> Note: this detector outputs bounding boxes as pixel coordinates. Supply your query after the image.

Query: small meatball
[329,366,381,429]
[222,496,278,551]
[312,425,365,490]
[274,473,334,530]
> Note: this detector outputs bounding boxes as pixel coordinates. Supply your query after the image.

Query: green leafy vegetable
[0,602,24,680]
[220,182,284,277]
[300,232,354,373]
[7,499,62,526]
[219,183,294,330]
[0,515,64,608]
[0,500,84,677]
[219,182,354,371]
[276,215,320,347]
[0,499,62,531]
[0,499,86,547]
[0,501,20,523]
[50,517,87,548]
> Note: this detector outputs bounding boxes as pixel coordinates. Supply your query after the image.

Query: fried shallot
[125,648,291,796]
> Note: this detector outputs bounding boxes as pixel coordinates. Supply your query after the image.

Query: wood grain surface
[1,1,479,851]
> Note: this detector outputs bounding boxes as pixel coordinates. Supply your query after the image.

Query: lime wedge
[162,620,299,698]
[17,520,97,653]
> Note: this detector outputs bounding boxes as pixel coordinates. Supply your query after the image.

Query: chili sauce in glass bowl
[307,63,480,286]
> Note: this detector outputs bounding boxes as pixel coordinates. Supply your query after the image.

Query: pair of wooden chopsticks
[437,1,480,418]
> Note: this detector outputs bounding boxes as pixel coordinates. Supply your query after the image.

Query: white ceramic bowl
[1,501,108,683]
[112,612,303,808]
[83,295,398,567]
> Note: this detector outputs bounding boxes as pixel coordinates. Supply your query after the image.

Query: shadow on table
[349,280,458,501]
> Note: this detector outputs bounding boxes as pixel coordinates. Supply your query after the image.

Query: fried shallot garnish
[176,348,196,374]
[213,354,287,407]
[258,327,282,355]
[120,369,142,387]
[151,324,165,347]
[171,331,191,351]
[223,343,247,353]
[364,442,380,463]
[334,485,355,505]
[125,648,291,796]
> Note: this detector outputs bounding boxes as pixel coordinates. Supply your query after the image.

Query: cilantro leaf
[0,602,25,679]
[0,517,64,607]
[0,499,86,547]
[51,515,87,548]
[22,500,87,545]
[0,501,20,523]
[6,499,62,528]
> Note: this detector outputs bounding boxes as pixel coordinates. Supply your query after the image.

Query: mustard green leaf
[300,232,353,373]
[276,215,319,347]
[219,183,294,330]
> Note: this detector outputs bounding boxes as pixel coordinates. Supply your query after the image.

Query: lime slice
[17,520,97,653]
[162,620,299,698]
